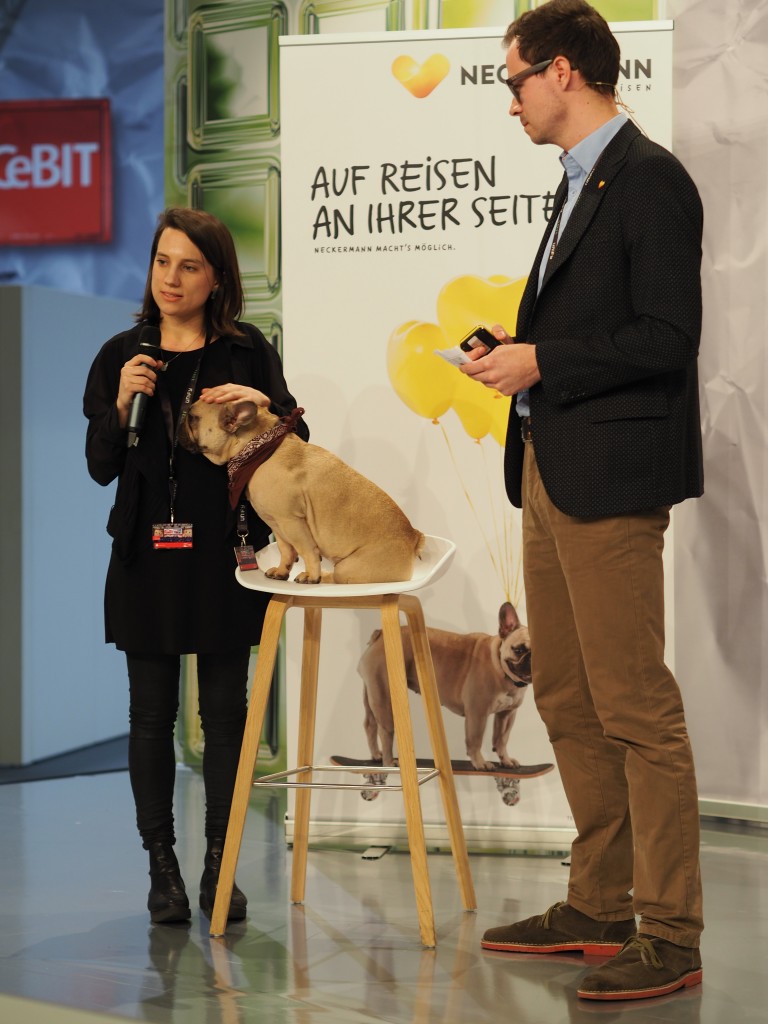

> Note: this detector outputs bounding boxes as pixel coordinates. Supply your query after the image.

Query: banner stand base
[284,817,575,857]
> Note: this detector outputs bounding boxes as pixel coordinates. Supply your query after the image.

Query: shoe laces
[620,935,663,969]
[541,901,568,928]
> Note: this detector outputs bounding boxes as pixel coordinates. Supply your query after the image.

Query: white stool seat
[209,535,476,947]
[236,533,457,597]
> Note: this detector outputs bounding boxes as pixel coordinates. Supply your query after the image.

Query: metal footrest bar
[253,764,440,791]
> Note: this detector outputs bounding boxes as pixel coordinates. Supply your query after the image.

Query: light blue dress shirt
[516,113,628,418]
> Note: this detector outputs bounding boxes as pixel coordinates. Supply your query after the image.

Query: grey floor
[0,766,765,1024]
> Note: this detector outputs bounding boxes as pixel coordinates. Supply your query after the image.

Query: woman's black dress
[83,322,308,655]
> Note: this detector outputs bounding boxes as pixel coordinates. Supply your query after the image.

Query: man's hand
[460,324,540,396]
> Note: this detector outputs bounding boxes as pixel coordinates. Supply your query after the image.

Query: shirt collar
[561,113,628,178]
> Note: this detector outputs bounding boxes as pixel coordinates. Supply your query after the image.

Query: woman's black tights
[126,648,250,849]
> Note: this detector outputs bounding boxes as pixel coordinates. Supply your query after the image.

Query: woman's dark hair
[135,207,245,337]
[503,0,620,98]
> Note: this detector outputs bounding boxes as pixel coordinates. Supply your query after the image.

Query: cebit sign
[1,142,101,189]
[0,99,112,245]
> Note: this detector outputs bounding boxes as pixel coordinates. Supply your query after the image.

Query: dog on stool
[357,602,531,803]
[179,394,424,584]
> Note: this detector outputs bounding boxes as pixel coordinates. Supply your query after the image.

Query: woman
[84,208,308,925]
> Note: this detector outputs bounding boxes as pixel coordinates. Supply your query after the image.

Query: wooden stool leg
[210,595,291,937]
[290,605,322,904]
[401,595,477,912]
[380,595,436,948]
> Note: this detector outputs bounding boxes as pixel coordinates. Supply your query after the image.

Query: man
[462,0,704,1003]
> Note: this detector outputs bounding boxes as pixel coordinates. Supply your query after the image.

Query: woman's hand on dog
[199,384,271,408]
[116,354,163,428]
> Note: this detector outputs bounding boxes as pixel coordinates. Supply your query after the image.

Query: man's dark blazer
[503,120,704,518]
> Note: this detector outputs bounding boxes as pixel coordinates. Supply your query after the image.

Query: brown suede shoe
[577,934,703,1001]
[481,901,636,955]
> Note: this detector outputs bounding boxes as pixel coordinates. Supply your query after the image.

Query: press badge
[234,544,259,571]
[153,523,194,549]
[233,501,258,570]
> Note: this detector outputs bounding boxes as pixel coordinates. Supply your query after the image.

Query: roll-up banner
[279,23,672,852]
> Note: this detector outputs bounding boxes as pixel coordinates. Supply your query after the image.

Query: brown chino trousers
[522,441,703,948]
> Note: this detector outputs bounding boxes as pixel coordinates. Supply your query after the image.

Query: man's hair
[136,206,245,337]
[503,0,620,97]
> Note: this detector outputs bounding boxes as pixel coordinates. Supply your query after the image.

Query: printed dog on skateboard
[357,602,531,804]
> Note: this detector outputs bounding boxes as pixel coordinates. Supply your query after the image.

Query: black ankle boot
[147,842,191,924]
[199,837,247,922]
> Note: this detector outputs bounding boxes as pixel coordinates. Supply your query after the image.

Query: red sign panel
[0,98,112,245]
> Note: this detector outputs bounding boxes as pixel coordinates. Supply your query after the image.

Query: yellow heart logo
[391,54,450,98]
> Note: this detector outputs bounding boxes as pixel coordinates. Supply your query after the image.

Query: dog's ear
[219,401,260,434]
[499,602,521,638]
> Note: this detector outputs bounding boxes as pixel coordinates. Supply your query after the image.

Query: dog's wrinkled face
[178,399,262,465]
[177,404,205,454]
[500,629,532,688]
[498,602,532,689]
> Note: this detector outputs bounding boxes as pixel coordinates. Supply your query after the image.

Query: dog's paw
[495,776,521,806]
[499,757,521,769]
[470,759,497,772]
[265,567,290,581]
[294,572,321,584]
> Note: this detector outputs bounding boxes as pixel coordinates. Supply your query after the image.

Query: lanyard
[548,157,603,263]
[158,336,209,523]
[236,501,250,546]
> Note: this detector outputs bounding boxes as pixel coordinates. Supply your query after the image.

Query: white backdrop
[279,24,674,850]
[671,0,768,822]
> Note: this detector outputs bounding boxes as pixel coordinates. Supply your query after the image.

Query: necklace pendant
[160,350,183,371]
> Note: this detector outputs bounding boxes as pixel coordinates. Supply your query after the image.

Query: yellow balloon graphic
[436,274,527,343]
[452,374,494,441]
[428,273,526,445]
[489,392,512,447]
[386,320,456,421]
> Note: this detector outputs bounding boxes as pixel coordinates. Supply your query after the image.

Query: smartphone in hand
[459,325,502,354]
[434,325,503,367]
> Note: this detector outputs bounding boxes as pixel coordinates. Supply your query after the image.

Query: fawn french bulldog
[179,393,424,584]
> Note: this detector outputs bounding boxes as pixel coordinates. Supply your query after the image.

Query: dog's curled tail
[414,531,426,559]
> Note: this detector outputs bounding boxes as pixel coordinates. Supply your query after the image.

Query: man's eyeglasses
[504,59,554,103]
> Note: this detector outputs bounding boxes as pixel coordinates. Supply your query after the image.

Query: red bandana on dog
[227,407,304,510]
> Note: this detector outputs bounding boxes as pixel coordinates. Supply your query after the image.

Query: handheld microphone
[126,325,162,448]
